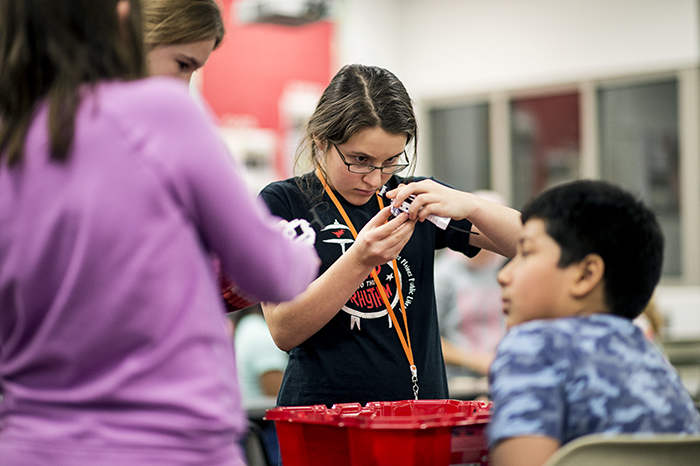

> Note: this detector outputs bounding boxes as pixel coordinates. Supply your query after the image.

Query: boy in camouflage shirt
[488,180,700,466]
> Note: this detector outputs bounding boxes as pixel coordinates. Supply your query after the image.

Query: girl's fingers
[367,206,394,226]
[355,209,415,264]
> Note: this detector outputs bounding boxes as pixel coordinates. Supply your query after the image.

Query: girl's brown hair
[0,0,147,165]
[295,64,418,197]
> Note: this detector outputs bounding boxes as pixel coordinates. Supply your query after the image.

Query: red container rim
[264,399,491,430]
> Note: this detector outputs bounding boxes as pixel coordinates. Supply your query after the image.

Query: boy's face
[497,218,578,328]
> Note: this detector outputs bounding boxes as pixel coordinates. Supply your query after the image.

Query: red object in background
[212,257,257,312]
[219,273,257,312]
[201,0,334,177]
[265,399,492,466]
[511,93,580,197]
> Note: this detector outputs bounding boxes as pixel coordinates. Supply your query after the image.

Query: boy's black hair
[521,180,664,320]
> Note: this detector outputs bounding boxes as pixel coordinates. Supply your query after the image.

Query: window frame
[421,68,700,286]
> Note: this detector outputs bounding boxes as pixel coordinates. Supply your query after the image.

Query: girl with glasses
[260,64,521,407]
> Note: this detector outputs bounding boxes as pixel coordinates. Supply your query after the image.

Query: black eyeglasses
[333,144,409,175]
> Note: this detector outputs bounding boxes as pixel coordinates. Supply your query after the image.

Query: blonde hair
[142,0,225,50]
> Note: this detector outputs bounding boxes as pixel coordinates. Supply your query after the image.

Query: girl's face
[321,126,408,206]
[147,38,217,83]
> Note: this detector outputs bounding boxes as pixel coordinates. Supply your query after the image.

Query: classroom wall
[336,0,700,98]
[200,0,334,185]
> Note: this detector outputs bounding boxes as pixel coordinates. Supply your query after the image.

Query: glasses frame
[333,144,409,175]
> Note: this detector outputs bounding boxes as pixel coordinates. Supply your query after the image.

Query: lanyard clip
[410,365,419,400]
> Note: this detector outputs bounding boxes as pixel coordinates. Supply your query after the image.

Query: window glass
[510,93,581,209]
[429,104,490,193]
[598,80,680,277]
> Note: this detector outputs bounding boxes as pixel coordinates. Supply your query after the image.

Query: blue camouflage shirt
[488,314,700,448]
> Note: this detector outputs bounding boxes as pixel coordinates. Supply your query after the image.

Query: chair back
[542,433,700,466]
[243,420,272,466]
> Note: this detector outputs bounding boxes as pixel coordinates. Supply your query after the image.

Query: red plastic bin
[265,399,491,466]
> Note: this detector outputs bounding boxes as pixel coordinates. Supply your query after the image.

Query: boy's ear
[570,253,605,298]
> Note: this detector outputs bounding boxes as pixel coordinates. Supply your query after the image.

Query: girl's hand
[387,180,521,258]
[347,206,416,269]
[386,179,470,222]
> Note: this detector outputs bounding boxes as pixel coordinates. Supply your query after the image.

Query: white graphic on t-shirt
[322,220,349,231]
[322,220,354,253]
[322,217,416,331]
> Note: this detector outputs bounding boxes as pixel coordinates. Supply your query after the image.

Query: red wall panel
[201,0,334,177]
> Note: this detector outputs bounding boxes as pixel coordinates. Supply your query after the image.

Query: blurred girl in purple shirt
[0,1,319,464]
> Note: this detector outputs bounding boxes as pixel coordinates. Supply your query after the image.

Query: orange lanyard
[316,168,419,399]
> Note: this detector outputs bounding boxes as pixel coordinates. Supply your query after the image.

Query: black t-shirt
[259,173,479,407]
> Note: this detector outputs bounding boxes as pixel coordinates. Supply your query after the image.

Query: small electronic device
[390,195,450,230]
[379,185,478,235]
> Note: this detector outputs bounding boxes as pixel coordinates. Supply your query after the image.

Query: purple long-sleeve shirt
[0,77,318,465]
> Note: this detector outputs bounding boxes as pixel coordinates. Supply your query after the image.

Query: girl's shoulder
[94,77,190,110]
[261,175,304,195]
[88,77,210,140]
[260,173,321,215]
[263,172,324,199]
